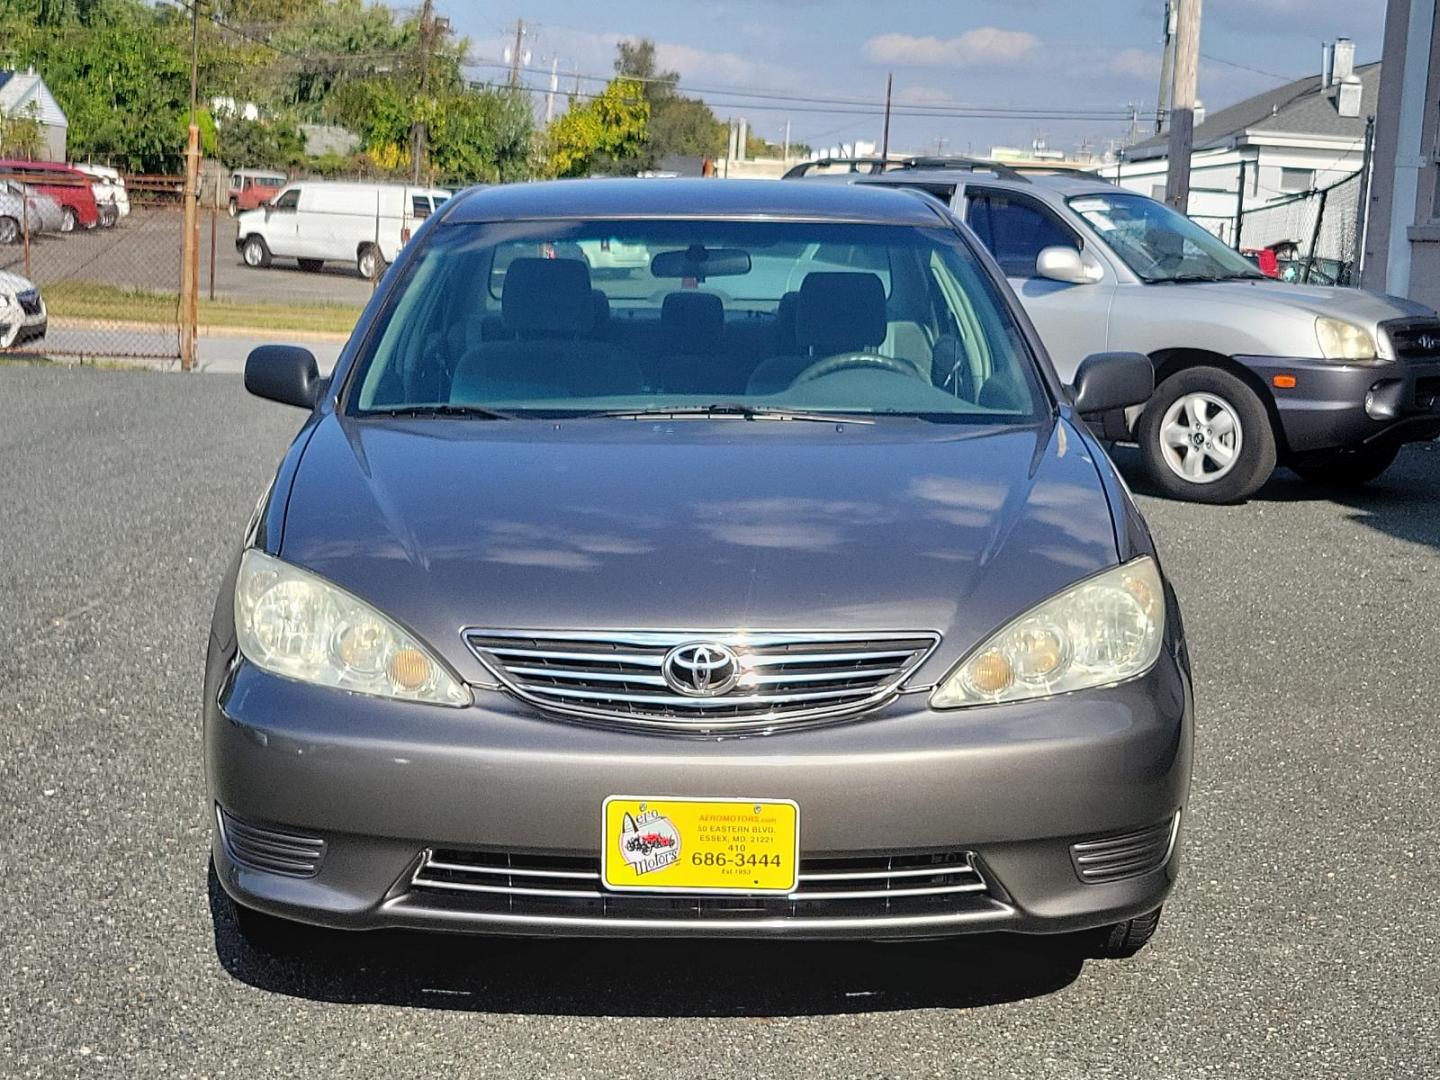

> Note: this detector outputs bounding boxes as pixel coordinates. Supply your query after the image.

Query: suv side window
[965,190,1077,277]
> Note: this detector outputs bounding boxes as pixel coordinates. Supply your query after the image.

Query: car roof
[445,178,949,225]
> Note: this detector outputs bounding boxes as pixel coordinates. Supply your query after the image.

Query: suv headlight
[1315,317,1379,361]
[931,557,1165,708]
[234,549,470,706]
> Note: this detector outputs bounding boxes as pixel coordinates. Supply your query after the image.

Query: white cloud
[863,28,1039,68]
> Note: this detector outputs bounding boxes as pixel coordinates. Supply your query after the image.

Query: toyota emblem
[662,642,741,697]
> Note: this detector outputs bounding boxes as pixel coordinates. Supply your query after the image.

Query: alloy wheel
[1158,391,1243,484]
[0,217,17,245]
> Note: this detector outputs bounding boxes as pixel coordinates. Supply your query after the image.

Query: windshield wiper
[592,403,875,425]
[368,403,514,420]
[1150,272,1264,284]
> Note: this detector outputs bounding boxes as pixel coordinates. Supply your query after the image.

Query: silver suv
[797,159,1440,502]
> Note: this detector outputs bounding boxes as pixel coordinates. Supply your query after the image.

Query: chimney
[1336,73,1363,118]
[1332,37,1355,83]
[1321,42,1334,88]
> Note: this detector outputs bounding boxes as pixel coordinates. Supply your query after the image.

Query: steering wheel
[791,352,924,385]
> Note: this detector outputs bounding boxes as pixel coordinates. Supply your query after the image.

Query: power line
[465,59,1137,120]
[1200,52,1293,83]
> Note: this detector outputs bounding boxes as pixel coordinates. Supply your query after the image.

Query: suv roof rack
[781,157,900,179]
[891,156,1031,183]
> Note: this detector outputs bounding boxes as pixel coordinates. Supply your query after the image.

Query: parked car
[72,163,129,224]
[575,235,651,275]
[0,269,47,349]
[0,181,64,238]
[210,179,1191,960]
[227,169,288,217]
[797,159,1440,501]
[0,160,101,232]
[234,181,450,279]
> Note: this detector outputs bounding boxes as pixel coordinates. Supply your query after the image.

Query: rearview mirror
[1070,352,1154,413]
[245,345,322,409]
[1035,245,1093,285]
[650,245,752,279]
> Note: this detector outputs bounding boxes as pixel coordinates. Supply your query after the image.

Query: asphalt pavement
[1,364,1436,1079]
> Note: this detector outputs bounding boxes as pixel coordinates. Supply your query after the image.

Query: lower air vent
[217,807,325,877]
[1070,814,1179,884]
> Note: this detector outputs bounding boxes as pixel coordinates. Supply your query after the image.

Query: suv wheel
[242,235,272,268]
[228,198,239,218]
[0,216,18,245]
[1138,367,1276,503]
[1091,907,1163,959]
[1290,444,1400,488]
[60,206,78,233]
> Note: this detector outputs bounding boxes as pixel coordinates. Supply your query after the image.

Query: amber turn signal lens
[968,650,1014,694]
[1272,374,1297,389]
[388,648,431,690]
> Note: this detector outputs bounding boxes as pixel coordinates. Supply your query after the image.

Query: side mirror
[245,345,322,409]
[1070,352,1154,413]
[1035,245,1093,285]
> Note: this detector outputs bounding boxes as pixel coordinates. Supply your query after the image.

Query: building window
[1279,167,1314,192]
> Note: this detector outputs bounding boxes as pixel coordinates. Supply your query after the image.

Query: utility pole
[507,19,526,89]
[881,72,893,160]
[1155,0,1176,135]
[1164,0,1201,212]
[1233,156,1247,249]
[544,56,559,123]
[782,118,790,163]
[179,0,201,372]
[411,0,433,184]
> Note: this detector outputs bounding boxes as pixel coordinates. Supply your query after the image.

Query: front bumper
[206,650,1192,939]
[1241,355,1440,453]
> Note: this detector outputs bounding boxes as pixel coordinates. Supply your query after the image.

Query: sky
[443,0,1387,157]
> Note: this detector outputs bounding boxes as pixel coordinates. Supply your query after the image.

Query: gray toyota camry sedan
[206,179,1192,958]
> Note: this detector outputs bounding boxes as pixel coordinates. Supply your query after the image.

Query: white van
[234,181,450,279]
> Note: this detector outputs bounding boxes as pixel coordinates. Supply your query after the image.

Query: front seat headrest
[795,272,886,356]
[501,258,593,336]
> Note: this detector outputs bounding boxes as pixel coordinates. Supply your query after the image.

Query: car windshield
[1068,192,1265,283]
[348,218,1045,422]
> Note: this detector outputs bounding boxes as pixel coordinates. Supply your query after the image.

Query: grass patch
[43,281,362,335]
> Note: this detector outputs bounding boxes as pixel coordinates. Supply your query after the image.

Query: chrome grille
[410,848,994,921]
[464,629,939,731]
[217,807,325,877]
[1069,815,1179,884]
[1385,318,1440,362]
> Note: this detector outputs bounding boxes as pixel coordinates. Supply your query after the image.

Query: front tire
[227,198,239,218]
[60,207,78,233]
[357,244,385,280]
[1138,367,1277,503]
[241,235,272,268]
[1290,444,1400,488]
[0,216,18,245]
[1091,907,1163,959]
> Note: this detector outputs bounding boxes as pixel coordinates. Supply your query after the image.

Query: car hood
[1168,279,1435,323]
[0,269,37,294]
[278,415,1123,684]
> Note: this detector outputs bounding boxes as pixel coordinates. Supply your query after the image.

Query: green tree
[543,77,649,178]
[0,106,45,158]
[215,115,305,169]
[613,38,725,168]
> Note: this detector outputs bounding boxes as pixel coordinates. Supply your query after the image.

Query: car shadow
[1108,443,1440,552]
[208,870,1086,1017]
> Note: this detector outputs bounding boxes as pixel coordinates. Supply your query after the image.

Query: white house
[1110,40,1377,261]
[0,68,68,161]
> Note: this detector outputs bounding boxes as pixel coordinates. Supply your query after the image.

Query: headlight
[234,549,470,706]
[1315,317,1379,361]
[930,557,1165,708]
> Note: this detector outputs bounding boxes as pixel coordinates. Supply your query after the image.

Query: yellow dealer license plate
[601,797,800,894]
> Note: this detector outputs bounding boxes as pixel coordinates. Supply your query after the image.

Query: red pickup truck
[0,160,101,231]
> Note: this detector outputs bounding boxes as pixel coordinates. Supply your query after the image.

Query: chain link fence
[1195,170,1365,287]
[1,169,186,361]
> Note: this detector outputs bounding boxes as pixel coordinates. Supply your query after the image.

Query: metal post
[1164,0,1202,211]
[1303,188,1329,284]
[21,185,31,279]
[180,124,200,370]
[1351,115,1375,282]
[208,202,217,302]
[1233,157,1247,250]
[881,72,893,161]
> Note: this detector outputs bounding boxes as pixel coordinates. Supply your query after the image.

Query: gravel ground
[1,364,1436,1079]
